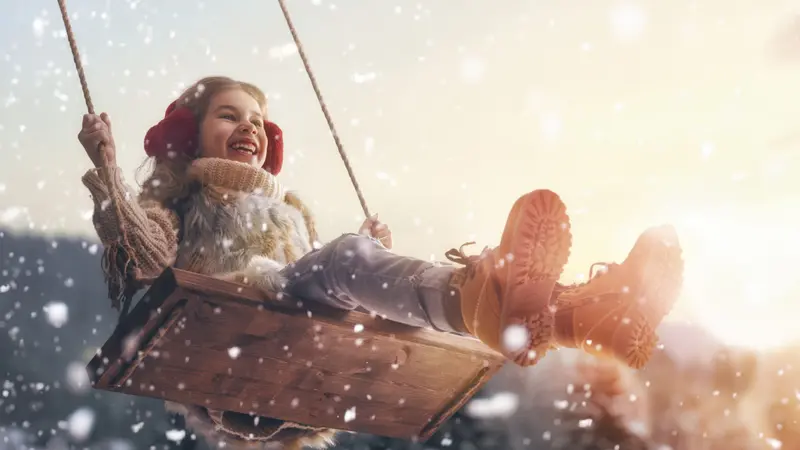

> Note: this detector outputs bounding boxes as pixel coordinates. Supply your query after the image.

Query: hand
[358,214,393,249]
[78,112,117,168]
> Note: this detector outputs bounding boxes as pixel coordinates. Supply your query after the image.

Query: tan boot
[446,190,572,366]
[552,225,684,369]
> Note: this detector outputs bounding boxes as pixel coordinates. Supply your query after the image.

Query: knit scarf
[173,158,317,274]
[186,157,286,198]
[186,157,318,251]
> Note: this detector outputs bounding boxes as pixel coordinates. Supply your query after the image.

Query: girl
[78,76,683,449]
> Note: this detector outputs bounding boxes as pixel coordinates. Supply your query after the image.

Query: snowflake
[459,56,486,84]
[66,407,96,442]
[44,301,69,328]
[465,392,519,419]
[610,3,647,41]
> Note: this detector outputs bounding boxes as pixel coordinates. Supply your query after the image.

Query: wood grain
[87,268,505,439]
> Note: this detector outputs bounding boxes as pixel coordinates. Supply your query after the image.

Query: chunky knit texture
[82,165,181,306]
[81,158,296,300]
[82,157,333,449]
[187,158,286,198]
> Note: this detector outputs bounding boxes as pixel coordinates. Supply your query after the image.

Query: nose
[239,123,257,135]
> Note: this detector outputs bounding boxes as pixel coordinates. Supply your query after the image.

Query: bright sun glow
[675,207,800,350]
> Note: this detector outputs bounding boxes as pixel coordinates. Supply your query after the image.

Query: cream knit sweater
[81,158,288,304]
[82,160,334,449]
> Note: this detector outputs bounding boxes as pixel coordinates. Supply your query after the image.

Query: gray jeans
[281,234,468,335]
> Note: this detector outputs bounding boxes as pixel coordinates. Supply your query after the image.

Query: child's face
[199,88,268,168]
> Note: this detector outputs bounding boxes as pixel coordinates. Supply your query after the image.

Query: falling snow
[165,429,186,442]
[352,71,377,84]
[65,361,91,394]
[465,392,519,419]
[501,324,528,353]
[227,346,241,359]
[459,56,486,84]
[609,3,647,41]
[268,43,298,59]
[32,17,48,38]
[66,407,95,442]
[44,301,68,328]
[0,2,799,450]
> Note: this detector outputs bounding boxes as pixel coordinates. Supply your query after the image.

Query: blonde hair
[137,76,268,206]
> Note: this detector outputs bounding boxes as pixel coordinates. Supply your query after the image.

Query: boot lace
[445,241,491,279]
[589,262,619,279]
[555,262,620,297]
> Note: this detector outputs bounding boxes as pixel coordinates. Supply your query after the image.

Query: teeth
[231,143,256,154]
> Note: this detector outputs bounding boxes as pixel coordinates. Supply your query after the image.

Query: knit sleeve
[81,165,180,308]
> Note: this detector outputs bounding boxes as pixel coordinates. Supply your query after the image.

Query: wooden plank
[87,268,505,439]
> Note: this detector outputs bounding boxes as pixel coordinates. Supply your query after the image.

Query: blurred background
[3,0,800,448]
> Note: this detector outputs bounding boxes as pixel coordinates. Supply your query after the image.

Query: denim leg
[281,233,468,335]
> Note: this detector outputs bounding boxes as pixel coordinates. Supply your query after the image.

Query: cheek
[258,131,269,153]
[199,121,230,155]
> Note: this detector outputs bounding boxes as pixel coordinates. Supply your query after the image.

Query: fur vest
[163,158,337,450]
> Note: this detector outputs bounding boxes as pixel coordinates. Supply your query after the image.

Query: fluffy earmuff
[144,100,283,175]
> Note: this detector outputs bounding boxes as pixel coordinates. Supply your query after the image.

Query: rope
[56,0,95,115]
[57,0,135,316]
[276,0,372,219]
[57,0,371,316]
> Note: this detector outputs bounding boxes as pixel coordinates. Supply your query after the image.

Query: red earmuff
[144,100,284,175]
[263,121,283,176]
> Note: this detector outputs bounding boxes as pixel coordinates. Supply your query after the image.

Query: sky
[2,0,800,349]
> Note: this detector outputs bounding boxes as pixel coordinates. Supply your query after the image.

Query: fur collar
[167,170,334,449]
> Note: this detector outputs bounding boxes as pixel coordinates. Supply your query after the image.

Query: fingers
[79,114,93,139]
[86,133,110,152]
[358,214,391,240]
[100,112,112,132]
[78,114,111,142]
[371,222,391,240]
[79,125,112,150]
[80,114,108,132]
[358,214,392,248]
[358,213,378,235]
[77,113,116,168]
[368,215,388,233]
[85,129,111,143]
[372,222,388,235]
[372,222,393,249]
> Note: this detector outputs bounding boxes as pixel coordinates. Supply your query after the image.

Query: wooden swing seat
[86,268,506,440]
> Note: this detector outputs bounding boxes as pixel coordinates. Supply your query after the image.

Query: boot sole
[572,225,684,369]
[617,225,684,368]
[499,189,572,366]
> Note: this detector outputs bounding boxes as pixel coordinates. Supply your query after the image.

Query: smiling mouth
[230,142,257,155]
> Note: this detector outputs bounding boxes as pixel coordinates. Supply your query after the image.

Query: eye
[220,114,236,121]
[251,120,263,128]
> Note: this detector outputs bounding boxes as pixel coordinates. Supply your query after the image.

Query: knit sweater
[81,158,312,289]
[82,165,181,295]
[82,158,334,449]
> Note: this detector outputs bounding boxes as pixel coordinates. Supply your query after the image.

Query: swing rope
[57,0,371,220]
[57,0,136,318]
[277,0,371,219]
